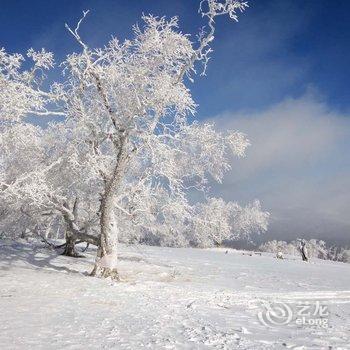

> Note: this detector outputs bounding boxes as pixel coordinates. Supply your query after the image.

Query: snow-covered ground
[0,240,349,349]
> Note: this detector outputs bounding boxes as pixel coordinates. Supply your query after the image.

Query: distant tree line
[259,239,350,263]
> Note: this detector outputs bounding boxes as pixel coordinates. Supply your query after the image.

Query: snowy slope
[0,240,349,349]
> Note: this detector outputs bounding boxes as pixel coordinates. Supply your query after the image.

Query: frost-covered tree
[259,239,329,261]
[0,46,67,126]
[1,0,268,279]
[260,240,292,255]
[307,239,327,260]
[136,197,269,248]
[0,46,102,254]
[327,245,350,263]
[189,198,269,248]
[0,48,61,240]
[340,249,350,263]
[0,122,100,255]
[60,2,258,278]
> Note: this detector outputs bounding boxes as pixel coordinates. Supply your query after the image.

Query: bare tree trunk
[61,199,81,257]
[92,151,129,278]
[61,231,81,257]
[86,67,130,279]
[299,240,309,262]
[61,198,99,258]
[92,192,119,279]
[301,248,309,262]
[90,134,129,279]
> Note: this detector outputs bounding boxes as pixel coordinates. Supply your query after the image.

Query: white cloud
[211,94,350,243]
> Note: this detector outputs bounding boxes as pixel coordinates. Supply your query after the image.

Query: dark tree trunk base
[90,265,119,280]
[61,237,84,258]
[101,267,119,279]
[61,248,84,258]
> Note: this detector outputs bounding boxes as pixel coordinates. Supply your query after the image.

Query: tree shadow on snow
[0,240,88,275]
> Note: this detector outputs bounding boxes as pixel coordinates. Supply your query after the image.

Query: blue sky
[1,0,350,115]
[1,0,350,243]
